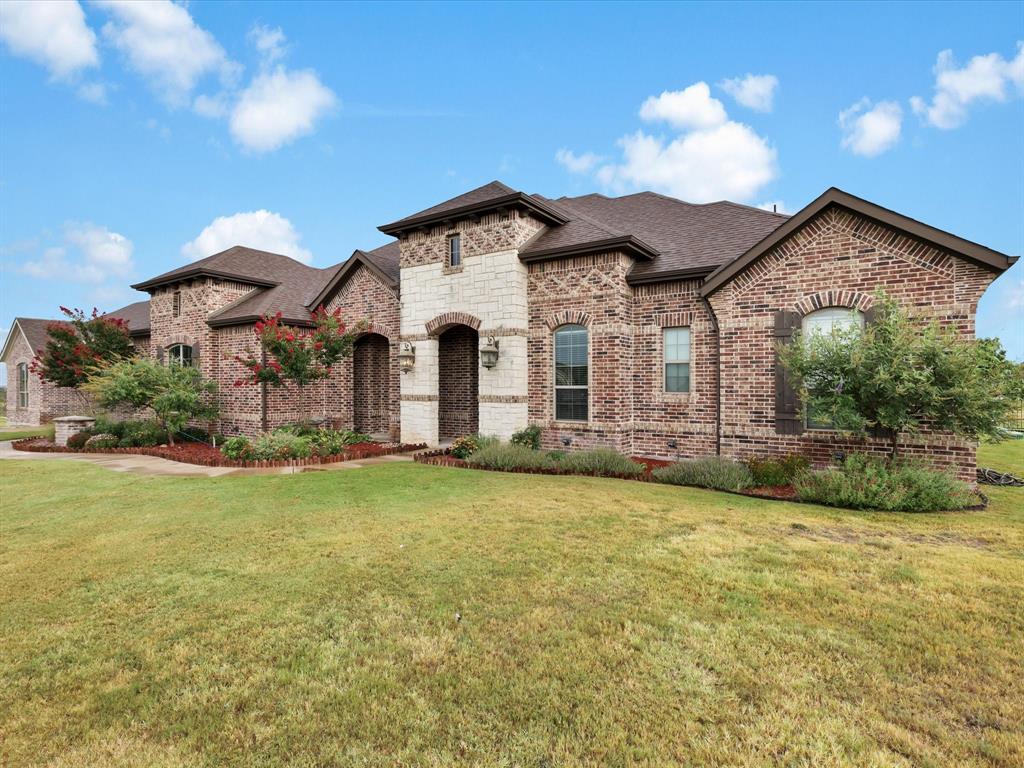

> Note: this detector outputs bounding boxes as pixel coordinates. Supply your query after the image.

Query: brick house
[2,302,150,425]
[4,182,1014,477]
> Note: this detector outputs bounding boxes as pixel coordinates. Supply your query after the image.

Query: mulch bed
[11,438,427,469]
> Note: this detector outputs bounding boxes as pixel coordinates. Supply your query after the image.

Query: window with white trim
[554,324,588,421]
[664,327,690,393]
[17,363,28,408]
[448,234,461,267]
[166,344,193,366]
[802,307,862,428]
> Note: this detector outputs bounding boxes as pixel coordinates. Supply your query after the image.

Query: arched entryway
[437,324,478,440]
[353,332,391,436]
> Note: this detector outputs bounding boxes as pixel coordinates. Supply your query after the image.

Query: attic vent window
[172,290,181,318]
[448,234,461,268]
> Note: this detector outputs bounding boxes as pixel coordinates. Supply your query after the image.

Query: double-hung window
[802,308,862,428]
[664,327,690,393]
[554,324,588,421]
[167,344,193,366]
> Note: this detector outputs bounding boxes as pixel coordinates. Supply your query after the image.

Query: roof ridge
[709,199,790,218]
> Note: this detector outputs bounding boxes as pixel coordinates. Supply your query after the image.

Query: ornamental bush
[220,436,254,461]
[652,457,754,491]
[746,454,810,486]
[450,435,478,459]
[85,433,120,449]
[557,448,645,477]
[510,425,542,450]
[794,454,976,512]
[466,443,555,471]
[307,428,372,456]
[66,430,95,449]
[252,432,313,460]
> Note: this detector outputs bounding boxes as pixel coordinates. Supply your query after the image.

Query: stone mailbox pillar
[52,416,96,447]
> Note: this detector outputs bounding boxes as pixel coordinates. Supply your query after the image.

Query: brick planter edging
[12,438,427,469]
[413,449,988,512]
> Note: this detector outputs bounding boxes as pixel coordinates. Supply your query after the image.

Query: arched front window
[802,307,862,428]
[166,344,193,366]
[554,324,588,422]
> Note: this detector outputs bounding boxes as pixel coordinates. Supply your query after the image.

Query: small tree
[235,307,363,420]
[779,290,1024,458]
[30,307,134,388]
[83,358,219,445]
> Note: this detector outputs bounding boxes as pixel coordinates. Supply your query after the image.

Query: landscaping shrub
[85,433,120,449]
[510,425,542,450]
[652,457,754,491]
[92,418,169,447]
[66,430,95,449]
[466,443,555,471]
[746,453,810,486]
[545,450,567,461]
[450,435,478,459]
[220,436,254,461]
[557,448,645,477]
[308,428,371,456]
[794,454,976,512]
[252,432,313,460]
[176,425,211,443]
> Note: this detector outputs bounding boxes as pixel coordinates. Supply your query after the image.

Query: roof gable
[700,187,1016,297]
[1,317,62,361]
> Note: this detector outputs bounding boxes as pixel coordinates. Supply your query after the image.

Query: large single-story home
[3,182,1015,478]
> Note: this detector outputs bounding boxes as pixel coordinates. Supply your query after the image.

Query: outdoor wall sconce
[480,335,499,369]
[398,342,416,373]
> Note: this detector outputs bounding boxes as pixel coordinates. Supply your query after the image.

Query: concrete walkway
[0,439,414,478]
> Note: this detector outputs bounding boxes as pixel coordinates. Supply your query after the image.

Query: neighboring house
[4,182,1015,478]
[1,304,151,425]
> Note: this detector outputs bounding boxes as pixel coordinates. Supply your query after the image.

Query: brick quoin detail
[426,312,481,335]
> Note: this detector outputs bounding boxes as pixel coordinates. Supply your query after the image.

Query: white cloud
[20,223,134,284]
[77,81,107,105]
[555,148,602,174]
[911,43,1024,129]
[193,92,229,118]
[181,211,312,264]
[638,82,727,130]
[596,123,777,203]
[249,24,286,64]
[95,0,239,107]
[839,98,903,157]
[0,0,98,79]
[720,73,779,112]
[229,67,337,153]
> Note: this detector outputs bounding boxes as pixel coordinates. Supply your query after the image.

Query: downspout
[700,295,721,456]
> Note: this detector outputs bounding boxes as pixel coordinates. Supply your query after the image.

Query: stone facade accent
[399,215,538,444]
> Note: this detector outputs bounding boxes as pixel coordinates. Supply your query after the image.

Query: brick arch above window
[353,321,395,342]
[425,311,481,336]
[544,310,593,331]
[793,290,874,317]
[164,333,197,347]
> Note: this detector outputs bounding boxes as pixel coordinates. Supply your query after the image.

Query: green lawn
[0,422,54,442]
[1,449,1022,767]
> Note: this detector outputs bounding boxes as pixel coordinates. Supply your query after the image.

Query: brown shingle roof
[3,318,60,359]
[522,192,789,282]
[103,300,151,336]
[378,180,568,235]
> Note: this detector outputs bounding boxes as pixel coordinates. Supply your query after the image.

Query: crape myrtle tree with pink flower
[234,306,366,423]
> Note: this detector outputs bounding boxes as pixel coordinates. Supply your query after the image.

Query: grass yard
[0,421,54,442]
[1,448,1022,767]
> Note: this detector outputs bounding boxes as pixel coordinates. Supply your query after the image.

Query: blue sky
[1,0,1022,383]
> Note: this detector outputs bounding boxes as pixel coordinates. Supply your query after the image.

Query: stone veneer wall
[706,206,998,480]
[399,210,544,445]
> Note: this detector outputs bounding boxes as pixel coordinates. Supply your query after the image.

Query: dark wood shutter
[774,310,804,435]
[191,342,201,368]
[156,346,165,364]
